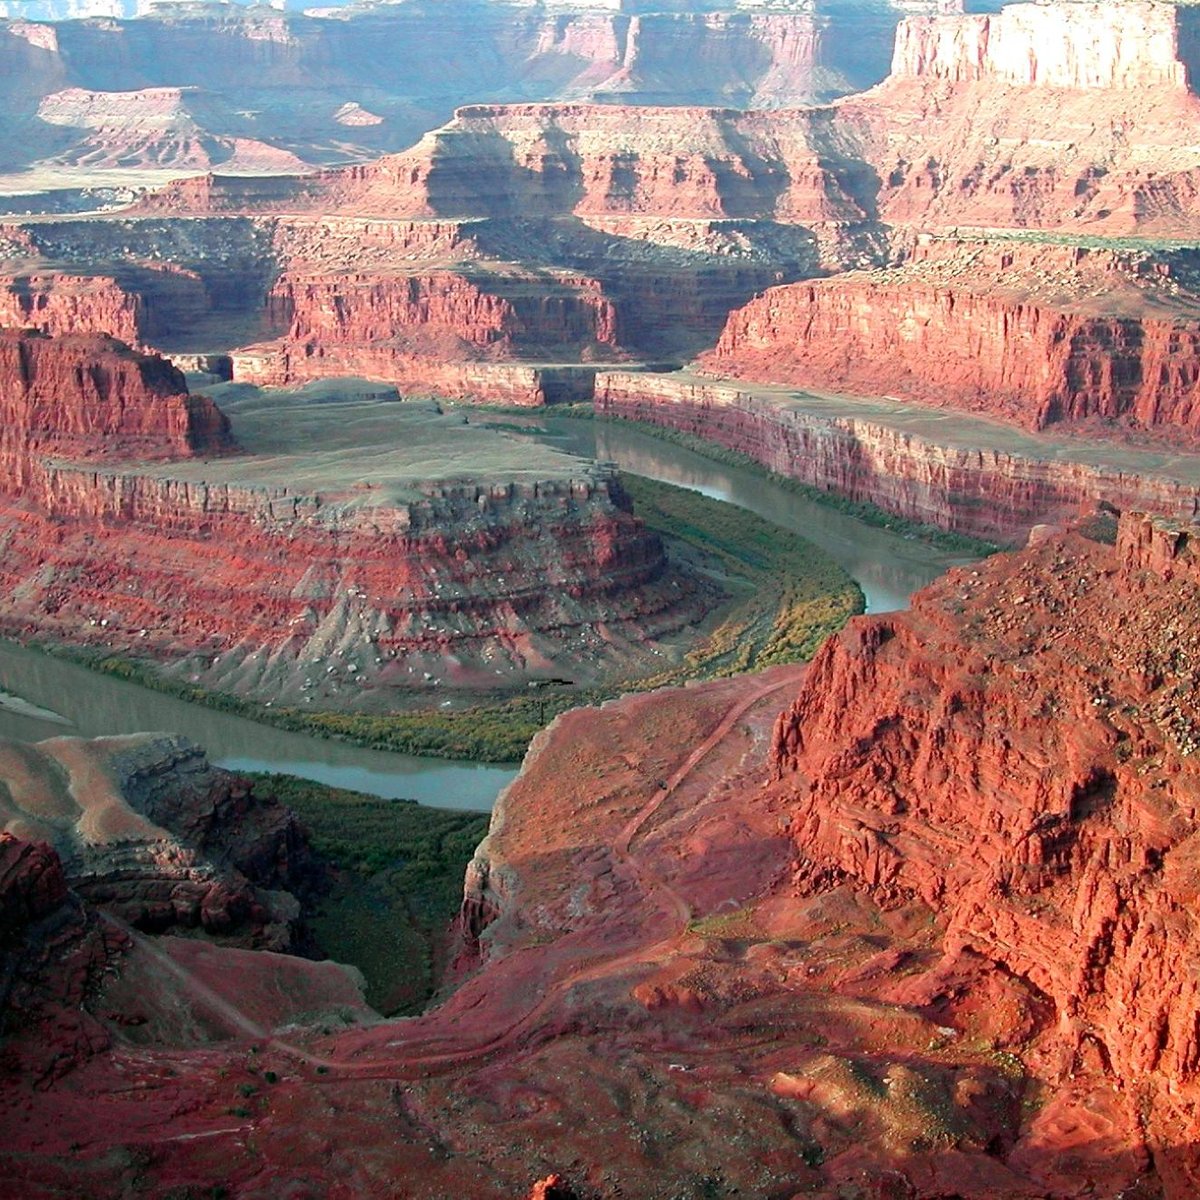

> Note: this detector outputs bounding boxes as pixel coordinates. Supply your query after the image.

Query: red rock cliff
[703,245,1200,438]
[0,330,233,460]
[0,274,142,346]
[769,510,1200,1188]
[595,370,1200,543]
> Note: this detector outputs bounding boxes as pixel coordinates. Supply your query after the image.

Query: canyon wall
[703,250,1200,437]
[890,1,1199,89]
[770,510,1200,1187]
[0,329,232,459]
[0,458,695,699]
[262,268,620,363]
[0,272,142,344]
[595,370,1200,542]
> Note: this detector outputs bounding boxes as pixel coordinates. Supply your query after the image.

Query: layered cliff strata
[595,368,1200,542]
[769,510,1200,1192]
[0,734,321,951]
[702,239,1200,439]
[0,210,824,395]
[0,334,707,700]
[232,264,627,400]
[838,0,1200,235]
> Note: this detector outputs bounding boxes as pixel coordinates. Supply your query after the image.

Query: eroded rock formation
[0,831,124,1086]
[769,510,1200,1191]
[595,368,1200,542]
[8,514,1200,1195]
[0,735,321,951]
[0,331,705,701]
[840,0,1200,236]
[0,329,233,459]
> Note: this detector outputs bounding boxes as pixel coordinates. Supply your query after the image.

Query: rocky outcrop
[0,330,233,460]
[596,369,1200,542]
[769,510,1200,1187]
[8,518,1200,1194]
[836,1,1200,235]
[0,735,321,952]
[0,272,141,344]
[703,242,1200,438]
[143,103,878,229]
[0,832,124,1084]
[0,328,704,702]
[890,1,1200,90]
[0,456,696,699]
[235,266,624,397]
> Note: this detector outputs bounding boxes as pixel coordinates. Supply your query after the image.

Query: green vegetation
[252,772,489,1016]
[619,475,864,685]
[931,226,1200,255]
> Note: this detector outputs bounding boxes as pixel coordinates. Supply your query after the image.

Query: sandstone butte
[0,328,709,705]
[2,508,1200,1198]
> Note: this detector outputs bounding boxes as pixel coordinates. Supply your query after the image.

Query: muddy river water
[0,419,976,809]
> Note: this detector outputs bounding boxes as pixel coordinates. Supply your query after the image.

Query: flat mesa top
[101,384,589,504]
[665,370,1200,485]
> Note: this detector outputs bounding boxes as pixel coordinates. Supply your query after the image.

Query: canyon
[0,0,940,189]
[594,368,1200,544]
[702,239,1200,439]
[0,331,712,708]
[3,510,1200,1196]
[5,1,1200,1196]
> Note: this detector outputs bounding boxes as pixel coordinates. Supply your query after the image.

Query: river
[537,417,976,614]
[0,418,976,808]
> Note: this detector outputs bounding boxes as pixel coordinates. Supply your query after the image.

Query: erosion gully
[0,416,975,810]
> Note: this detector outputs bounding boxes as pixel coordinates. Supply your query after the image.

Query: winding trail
[104,673,796,1091]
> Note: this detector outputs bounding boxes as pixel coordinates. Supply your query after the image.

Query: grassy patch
[253,772,489,1016]
[619,475,864,686]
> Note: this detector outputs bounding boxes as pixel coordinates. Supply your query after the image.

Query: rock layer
[703,241,1200,438]
[0,333,701,699]
[595,369,1200,542]
[769,510,1200,1191]
[0,735,321,951]
[0,329,233,459]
